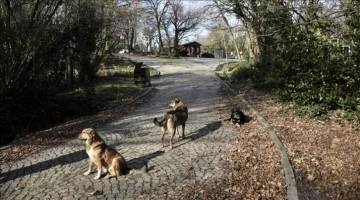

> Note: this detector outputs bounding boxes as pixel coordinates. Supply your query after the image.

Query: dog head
[228,108,250,125]
[168,98,185,110]
[79,128,98,141]
[135,62,143,69]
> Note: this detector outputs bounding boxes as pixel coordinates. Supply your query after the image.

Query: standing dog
[79,128,128,179]
[169,98,186,136]
[153,99,188,148]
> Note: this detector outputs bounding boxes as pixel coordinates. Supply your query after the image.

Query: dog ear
[88,128,96,140]
[174,99,180,103]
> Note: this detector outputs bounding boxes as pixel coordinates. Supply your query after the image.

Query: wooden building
[181,41,202,57]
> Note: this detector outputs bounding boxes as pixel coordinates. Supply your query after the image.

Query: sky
[182,0,240,43]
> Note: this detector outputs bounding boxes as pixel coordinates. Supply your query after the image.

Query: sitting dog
[153,99,188,148]
[79,128,128,179]
[226,108,249,126]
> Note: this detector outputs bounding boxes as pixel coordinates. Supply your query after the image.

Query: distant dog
[79,128,128,179]
[226,108,249,126]
[134,62,151,86]
[153,99,188,148]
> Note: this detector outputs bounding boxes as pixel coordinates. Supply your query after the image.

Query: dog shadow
[173,121,222,149]
[126,150,164,173]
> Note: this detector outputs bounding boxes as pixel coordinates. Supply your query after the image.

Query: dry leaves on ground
[231,80,360,200]
[157,84,286,200]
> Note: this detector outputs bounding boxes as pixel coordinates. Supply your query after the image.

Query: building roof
[181,41,202,47]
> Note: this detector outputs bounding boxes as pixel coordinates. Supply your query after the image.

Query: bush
[228,62,256,82]
[201,52,214,58]
[247,28,360,117]
[179,49,188,57]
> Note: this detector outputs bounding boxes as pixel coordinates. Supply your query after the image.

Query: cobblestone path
[0,57,237,199]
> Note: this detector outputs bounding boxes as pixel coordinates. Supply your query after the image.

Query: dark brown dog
[153,99,188,148]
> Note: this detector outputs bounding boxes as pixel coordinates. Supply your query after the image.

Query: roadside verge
[215,71,298,200]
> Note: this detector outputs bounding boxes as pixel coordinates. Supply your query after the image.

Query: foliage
[179,49,189,57]
[227,62,255,82]
[167,0,205,57]
[0,1,64,99]
[227,0,360,117]
[201,52,215,58]
[71,1,105,83]
[0,0,119,145]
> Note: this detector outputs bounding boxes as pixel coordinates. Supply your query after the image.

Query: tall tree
[72,0,105,82]
[0,0,63,98]
[212,0,242,59]
[168,0,204,57]
[145,0,170,53]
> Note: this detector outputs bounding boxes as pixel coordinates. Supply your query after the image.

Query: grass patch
[97,66,133,77]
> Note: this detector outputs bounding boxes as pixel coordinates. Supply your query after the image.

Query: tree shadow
[0,149,87,184]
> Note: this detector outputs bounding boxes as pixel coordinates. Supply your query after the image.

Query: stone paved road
[1,56,238,200]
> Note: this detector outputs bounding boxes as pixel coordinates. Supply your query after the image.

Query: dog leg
[100,159,109,175]
[84,160,94,176]
[105,166,116,179]
[176,127,180,137]
[94,161,103,179]
[181,124,185,140]
[169,123,176,149]
[170,129,176,149]
[105,158,122,179]
[161,126,166,148]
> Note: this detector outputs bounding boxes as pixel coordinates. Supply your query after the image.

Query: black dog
[133,62,151,86]
[226,108,248,126]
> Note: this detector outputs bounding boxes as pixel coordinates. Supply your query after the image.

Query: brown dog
[153,99,188,148]
[79,128,128,179]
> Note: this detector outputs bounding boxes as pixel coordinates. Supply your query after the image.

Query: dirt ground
[1,76,359,199]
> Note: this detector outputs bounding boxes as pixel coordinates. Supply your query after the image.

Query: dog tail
[153,117,166,127]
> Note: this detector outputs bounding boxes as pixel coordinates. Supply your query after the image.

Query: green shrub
[228,63,256,82]
[201,52,214,58]
[179,49,188,56]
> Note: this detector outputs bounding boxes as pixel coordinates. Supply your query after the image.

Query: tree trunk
[129,27,135,52]
[213,0,242,59]
[157,23,163,53]
[173,30,180,57]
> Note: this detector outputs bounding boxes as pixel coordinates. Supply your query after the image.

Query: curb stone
[216,73,298,200]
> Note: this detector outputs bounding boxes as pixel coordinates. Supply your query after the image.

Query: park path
[0,56,237,199]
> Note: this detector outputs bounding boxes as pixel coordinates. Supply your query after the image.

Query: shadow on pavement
[126,150,165,172]
[0,149,165,184]
[174,121,222,149]
[0,149,87,184]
